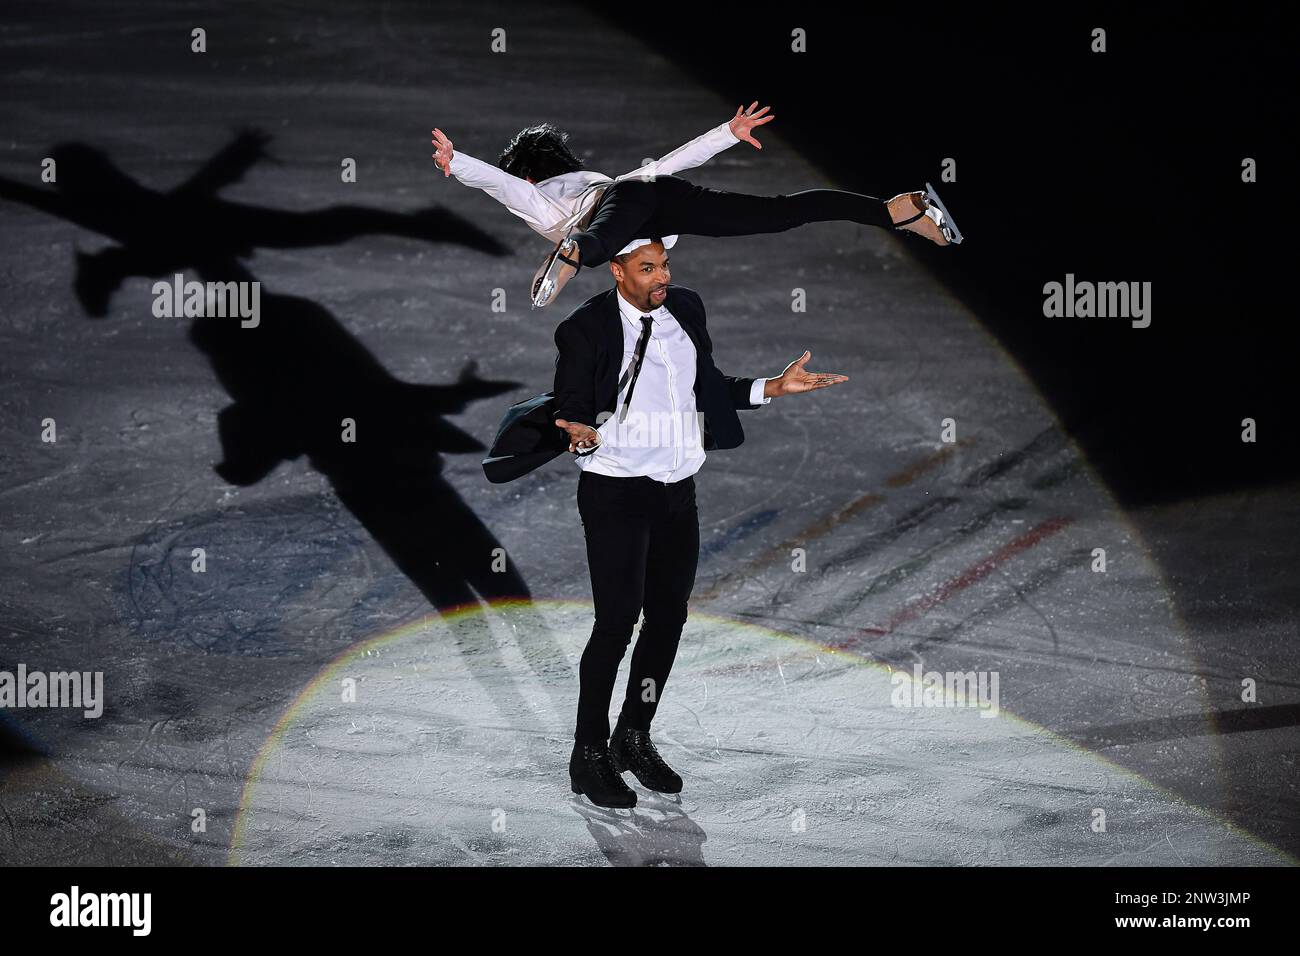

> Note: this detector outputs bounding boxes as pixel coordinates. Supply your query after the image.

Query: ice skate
[888,182,964,246]
[531,235,581,308]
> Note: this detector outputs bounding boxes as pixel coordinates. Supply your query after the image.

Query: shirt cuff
[448,150,500,185]
[749,378,771,406]
[447,151,469,178]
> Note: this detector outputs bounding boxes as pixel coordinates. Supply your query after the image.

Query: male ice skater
[550,237,847,808]
[431,102,961,308]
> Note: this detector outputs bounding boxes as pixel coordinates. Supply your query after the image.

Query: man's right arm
[552,318,598,434]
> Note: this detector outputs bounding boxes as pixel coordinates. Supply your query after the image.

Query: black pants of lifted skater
[573,470,699,745]
[569,174,895,266]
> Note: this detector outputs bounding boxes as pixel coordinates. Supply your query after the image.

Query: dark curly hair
[497,123,585,183]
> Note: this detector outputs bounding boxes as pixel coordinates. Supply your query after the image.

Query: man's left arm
[719,374,770,410]
[692,288,844,408]
[724,351,850,408]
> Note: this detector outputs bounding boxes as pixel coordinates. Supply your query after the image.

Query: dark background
[586,0,1295,505]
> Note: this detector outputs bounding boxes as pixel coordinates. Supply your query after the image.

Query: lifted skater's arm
[431,127,559,232]
[620,102,774,181]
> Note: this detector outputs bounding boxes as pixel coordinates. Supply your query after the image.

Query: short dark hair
[497,123,585,182]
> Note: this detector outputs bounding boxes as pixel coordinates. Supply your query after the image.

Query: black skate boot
[569,741,636,809]
[609,722,683,794]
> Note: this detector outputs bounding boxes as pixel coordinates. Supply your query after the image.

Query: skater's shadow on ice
[0,133,579,720]
[573,794,708,866]
[0,130,509,316]
[195,264,579,724]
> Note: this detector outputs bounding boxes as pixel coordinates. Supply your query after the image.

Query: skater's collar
[615,287,670,325]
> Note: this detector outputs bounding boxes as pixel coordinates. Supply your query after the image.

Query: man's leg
[617,476,700,734]
[574,472,652,745]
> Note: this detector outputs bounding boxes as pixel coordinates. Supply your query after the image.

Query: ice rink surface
[0,1,1295,865]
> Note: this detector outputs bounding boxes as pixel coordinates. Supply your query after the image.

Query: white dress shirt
[448,122,740,256]
[576,288,769,483]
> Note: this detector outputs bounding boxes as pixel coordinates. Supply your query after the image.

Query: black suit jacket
[482,284,761,483]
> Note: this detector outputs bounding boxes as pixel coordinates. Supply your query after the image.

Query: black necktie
[617,315,654,424]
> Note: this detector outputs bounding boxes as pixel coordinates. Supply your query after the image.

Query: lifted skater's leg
[887,182,964,246]
[531,178,662,308]
[569,178,661,267]
[643,180,962,247]
[530,235,582,308]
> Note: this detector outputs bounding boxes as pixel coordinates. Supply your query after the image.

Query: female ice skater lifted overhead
[430,101,963,308]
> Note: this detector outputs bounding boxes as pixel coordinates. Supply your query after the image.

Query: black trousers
[571,174,895,267]
[573,470,700,745]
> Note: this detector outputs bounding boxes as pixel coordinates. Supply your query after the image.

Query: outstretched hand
[769,351,848,396]
[431,128,454,177]
[729,102,775,149]
[555,418,601,453]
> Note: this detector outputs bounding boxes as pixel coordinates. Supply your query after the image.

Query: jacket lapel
[672,304,705,358]
[603,288,623,368]
[664,288,715,448]
[599,287,708,404]
[605,287,705,355]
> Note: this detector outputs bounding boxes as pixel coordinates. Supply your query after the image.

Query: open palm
[729,102,775,149]
[776,351,848,394]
